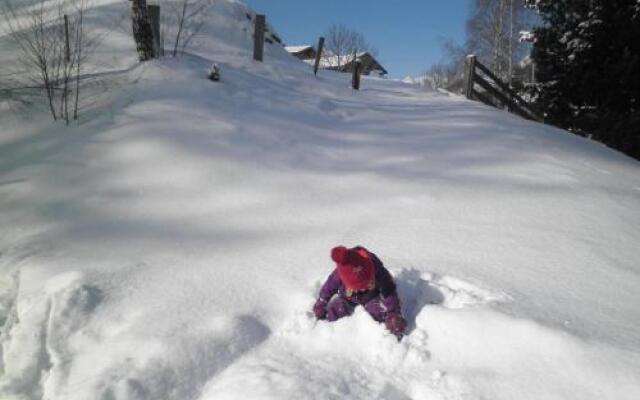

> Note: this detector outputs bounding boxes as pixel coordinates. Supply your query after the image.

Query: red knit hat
[331,246,375,292]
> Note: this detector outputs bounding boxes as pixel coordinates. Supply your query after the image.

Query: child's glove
[382,294,401,314]
[313,299,327,320]
[385,313,407,339]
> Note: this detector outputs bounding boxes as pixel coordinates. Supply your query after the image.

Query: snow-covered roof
[285,45,314,54]
[306,52,370,69]
[304,51,387,74]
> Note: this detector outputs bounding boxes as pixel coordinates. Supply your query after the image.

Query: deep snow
[1,1,640,400]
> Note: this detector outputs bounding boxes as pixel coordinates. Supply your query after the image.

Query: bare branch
[323,24,373,69]
[1,0,103,122]
[168,0,208,57]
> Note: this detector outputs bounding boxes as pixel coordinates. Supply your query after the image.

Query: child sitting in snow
[313,246,407,339]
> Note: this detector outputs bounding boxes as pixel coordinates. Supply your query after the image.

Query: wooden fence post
[147,4,161,56]
[531,61,536,84]
[352,60,362,90]
[313,36,324,76]
[464,55,476,99]
[64,15,70,63]
[130,0,155,61]
[253,14,265,62]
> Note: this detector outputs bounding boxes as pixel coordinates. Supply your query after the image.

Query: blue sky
[244,0,471,79]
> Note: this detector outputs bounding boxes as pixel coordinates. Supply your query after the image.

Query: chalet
[316,52,388,77]
[286,45,388,77]
[285,45,317,60]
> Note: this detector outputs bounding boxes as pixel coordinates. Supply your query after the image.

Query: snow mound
[200,271,638,400]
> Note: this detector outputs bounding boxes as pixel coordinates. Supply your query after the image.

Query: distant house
[316,52,388,77]
[286,46,388,77]
[285,45,317,60]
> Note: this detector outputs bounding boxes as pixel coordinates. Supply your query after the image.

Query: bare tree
[441,38,469,86]
[418,38,468,93]
[423,0,535,95]
[421,62,461,91]
[158,0,207,57]
[1,0,101,123]
[465,0,531,81]
[323,24,372,69]
[2,0,65,119]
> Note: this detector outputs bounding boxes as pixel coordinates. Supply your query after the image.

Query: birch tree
[465,0,531,82]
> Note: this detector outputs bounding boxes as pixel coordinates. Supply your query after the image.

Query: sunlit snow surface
[1,1,640,400]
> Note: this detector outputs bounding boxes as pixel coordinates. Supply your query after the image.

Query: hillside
[1,1,640,400]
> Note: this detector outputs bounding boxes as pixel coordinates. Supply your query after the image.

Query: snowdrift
[1,1,640,399]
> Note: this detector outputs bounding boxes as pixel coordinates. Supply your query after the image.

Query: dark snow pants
[326,296,387,323]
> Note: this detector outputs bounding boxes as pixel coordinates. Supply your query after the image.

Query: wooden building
[286,46,388,77]
[320,52,388,77]
[285,45,317,60]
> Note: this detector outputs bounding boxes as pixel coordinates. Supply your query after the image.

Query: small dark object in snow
[208,63,221,82]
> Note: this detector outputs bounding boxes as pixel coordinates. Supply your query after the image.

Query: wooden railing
[464,55,542,122]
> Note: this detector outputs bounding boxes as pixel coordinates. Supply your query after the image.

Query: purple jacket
[318,249,401,313]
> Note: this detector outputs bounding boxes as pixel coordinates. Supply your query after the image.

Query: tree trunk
[131,0,155,61]
[508,0,513,86]
[253,14,265,62]
[74,5,85,120]
[172,1,187,57]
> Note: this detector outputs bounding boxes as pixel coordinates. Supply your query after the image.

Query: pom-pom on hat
[331,246,375,292]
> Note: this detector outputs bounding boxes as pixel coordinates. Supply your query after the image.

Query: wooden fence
[464,55,542,122]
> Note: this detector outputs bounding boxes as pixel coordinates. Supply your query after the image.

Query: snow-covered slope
[1,1,640,400]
